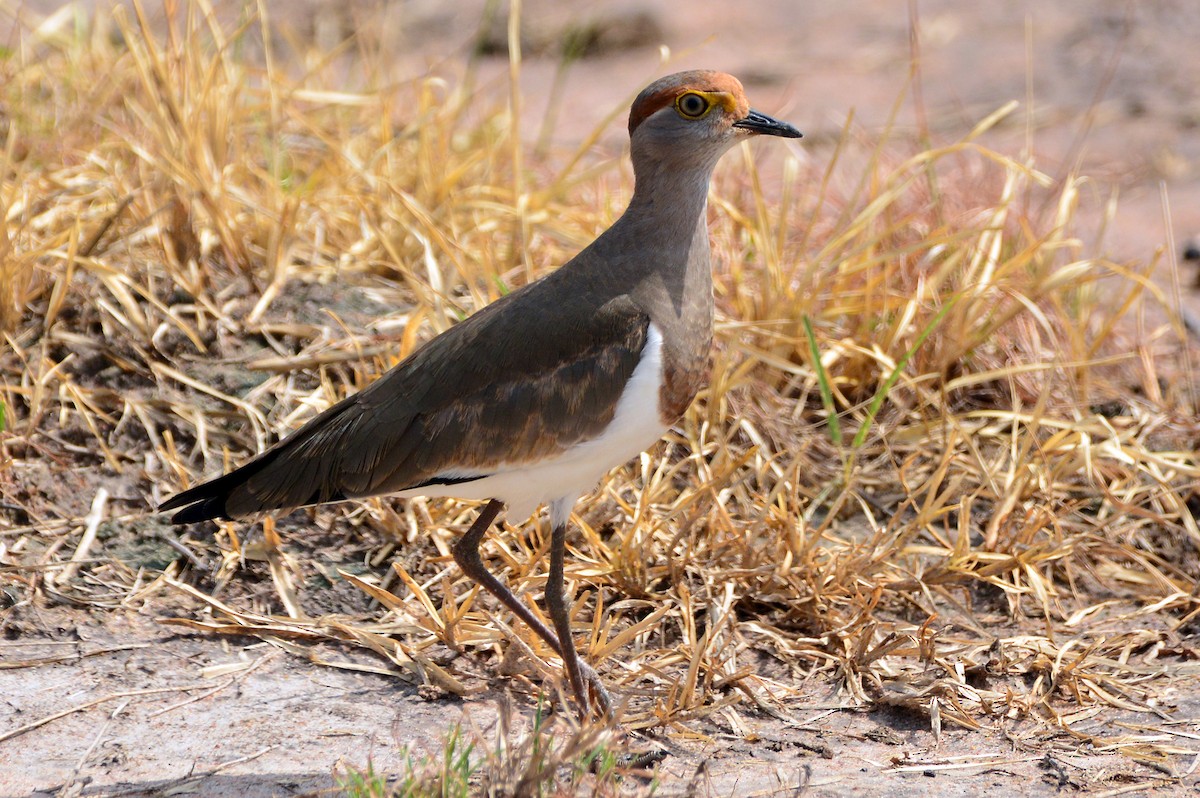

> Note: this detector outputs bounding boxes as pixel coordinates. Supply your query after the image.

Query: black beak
[733,108,802,138]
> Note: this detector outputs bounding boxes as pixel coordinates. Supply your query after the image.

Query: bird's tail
[158,398,359,524]
[158,459,271,523]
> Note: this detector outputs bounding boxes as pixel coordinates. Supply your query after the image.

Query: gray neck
[621,158,718,366]
[625,151,717,240]
[616,158,719,327]
[561,150,726,361]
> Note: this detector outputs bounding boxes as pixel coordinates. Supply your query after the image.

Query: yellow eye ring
[675,92,711,119]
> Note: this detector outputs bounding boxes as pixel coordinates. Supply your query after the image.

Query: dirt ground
[4,1,1200,796]
[5,605,1192,797]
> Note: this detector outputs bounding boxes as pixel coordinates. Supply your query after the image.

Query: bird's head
[627,70,801,170]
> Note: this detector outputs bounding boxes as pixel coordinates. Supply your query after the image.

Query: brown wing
[160,287,649,522]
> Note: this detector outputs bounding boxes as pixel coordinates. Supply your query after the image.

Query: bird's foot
[572,659,613,719]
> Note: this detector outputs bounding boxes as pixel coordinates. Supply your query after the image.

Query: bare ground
[4,605,1190,797]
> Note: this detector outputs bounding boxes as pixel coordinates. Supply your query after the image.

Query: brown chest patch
[659,352,710,425]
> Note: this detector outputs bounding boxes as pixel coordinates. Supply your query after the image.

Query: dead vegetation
[3,1,1200,794]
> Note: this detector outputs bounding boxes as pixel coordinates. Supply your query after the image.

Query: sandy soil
[3,605,1185,797]
[4,1,1200,796]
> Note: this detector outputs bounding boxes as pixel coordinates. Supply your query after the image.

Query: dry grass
[3,1,1200,793]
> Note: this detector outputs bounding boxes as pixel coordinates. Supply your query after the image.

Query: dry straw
[3,0,1200,790]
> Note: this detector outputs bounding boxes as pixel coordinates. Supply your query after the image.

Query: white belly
[393,324,668,523]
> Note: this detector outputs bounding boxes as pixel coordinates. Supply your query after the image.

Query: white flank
[393,324,668,522]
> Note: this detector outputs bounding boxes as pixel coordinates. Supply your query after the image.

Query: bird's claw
[576,660,613,718]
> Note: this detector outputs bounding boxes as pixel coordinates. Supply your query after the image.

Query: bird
[159,70,801,715]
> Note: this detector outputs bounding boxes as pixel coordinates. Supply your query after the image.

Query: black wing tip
[157,493,189,513]
[170,498,229,524]
[158,487,231,524]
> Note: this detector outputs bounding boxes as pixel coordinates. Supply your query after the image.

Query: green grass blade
[802,314,843,447]
[850,293,960,450]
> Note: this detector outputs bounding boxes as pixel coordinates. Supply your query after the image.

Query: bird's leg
[546,517,612,716]
[451,499,565,659]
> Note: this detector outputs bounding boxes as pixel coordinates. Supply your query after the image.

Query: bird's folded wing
[161,292,650,521]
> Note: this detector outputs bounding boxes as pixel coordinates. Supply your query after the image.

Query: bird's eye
[676,92,710,119]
